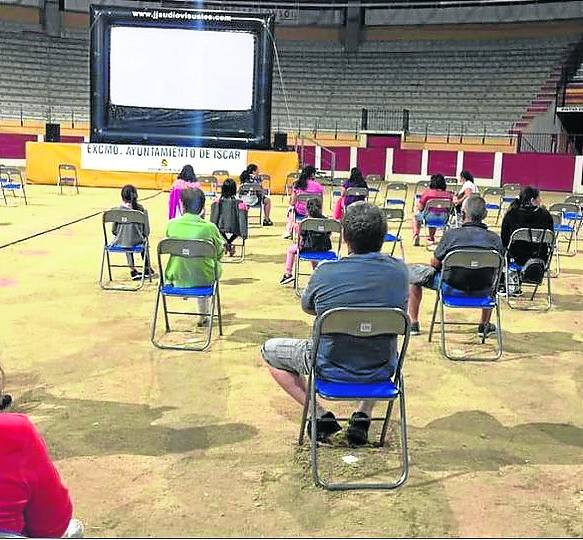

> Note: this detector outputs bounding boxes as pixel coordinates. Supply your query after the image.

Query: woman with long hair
[239,163,273,226]
[411,173,453,246]
[169,165,200,219]
[284,165,324,238]
[332,167,368,220]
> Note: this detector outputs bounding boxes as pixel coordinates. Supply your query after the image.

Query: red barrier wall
[367,135,401,149]
[357,148,386,176]
[393,148,422,175]
[463,151,495,179]
[0,133,38,159]
[501,152,575,192]
[428,150,457,176]
[330,146,350,171]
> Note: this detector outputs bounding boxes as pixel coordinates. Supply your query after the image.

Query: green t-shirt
[164,213,224,288]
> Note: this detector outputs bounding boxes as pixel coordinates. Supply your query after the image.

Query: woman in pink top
[412,173,453,245]
[168,165,201,219]
[284,166,324,238]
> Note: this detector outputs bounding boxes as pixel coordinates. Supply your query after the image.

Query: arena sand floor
[1,184,583,537]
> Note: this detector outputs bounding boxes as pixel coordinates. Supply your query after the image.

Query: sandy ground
[1,184,583,537]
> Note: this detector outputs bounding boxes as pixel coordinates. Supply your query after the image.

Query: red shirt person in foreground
[0,374,73,537]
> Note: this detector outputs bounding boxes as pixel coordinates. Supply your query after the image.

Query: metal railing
[295,135,336,179]
[361,108,410,132]
[517,132,583,155]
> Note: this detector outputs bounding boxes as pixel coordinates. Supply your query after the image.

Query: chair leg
[379,399,395,447]
[150,289,162,347]
[298,373,312,445]
[161,294,171,332]
[494,303,503,360]
[428,293,439,343]
[216,285,223,336]
[99,248,107,289]
[439,297,448,358]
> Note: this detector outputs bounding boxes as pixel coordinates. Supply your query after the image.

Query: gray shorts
[261,338,312,375]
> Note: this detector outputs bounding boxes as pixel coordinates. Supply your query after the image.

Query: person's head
[462,195,487,224]
[247,163,258,175]
[221,178,237,199]
[342,201,387,254]
[240,164,258,183]
[348,167,366,187]
[429,173,447,191]
[513,186,541,209]
[180,188,205,215]
[121,184,139,210]
[295,165,317,190]
[460,170,474,184]
[178,165,197,183]
[306,197,324,219]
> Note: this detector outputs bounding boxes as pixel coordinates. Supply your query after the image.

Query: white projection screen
[109,26,255,111]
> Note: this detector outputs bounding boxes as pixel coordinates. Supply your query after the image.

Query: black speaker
[274,132,288,151]
[45,123,61,142]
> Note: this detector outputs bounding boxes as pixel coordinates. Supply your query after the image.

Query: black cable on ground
[0,190,163,251]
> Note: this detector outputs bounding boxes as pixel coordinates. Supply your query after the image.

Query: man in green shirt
[165,188,224,325]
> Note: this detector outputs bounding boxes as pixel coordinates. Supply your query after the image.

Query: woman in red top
[412,173,453,245]
[0,365,73,538]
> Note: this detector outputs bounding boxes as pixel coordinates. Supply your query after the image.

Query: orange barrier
[25,142,298,194]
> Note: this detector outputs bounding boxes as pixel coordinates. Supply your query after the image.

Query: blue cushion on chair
[554,224,574,233]
[425,217,448,227]
[503,196,517,203]
[384,233,401,242]
[106,243,145,253]
[315,378,399,400]
[564,212,582,221]
[441,284,496,308]
[1,183,21,190]
[368,187,379,193]
[508,261,523,272]
[485,203,500,210]
[386,198,405,205]
[161,284,215,297]
[299,251,338,262]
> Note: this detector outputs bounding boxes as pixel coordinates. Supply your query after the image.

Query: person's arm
[289,189,297,206]
[143,208,150,239]
[22,418,73,538]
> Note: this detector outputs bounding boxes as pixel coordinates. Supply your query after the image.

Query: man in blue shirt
[262,202,408,445]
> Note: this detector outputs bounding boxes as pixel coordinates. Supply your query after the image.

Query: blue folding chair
[564,195,583,238]
[151,238,222,351]
[428,249,504,361]
[344,186,369,207]
[422,198,453,249]
[329,177,345,210]
[505,228,555,311]
[99,209,151,291]
[501,183,520,212]
[482,187,503,225]
[0,166,28,206]
[298,307,411,490]
[58,163,79,195]
[384,182,408,211]
[411,179,430,211]
[550,202,578,261]
[381,207,405,259]
[294,217,341,296]
[365,174,383,204]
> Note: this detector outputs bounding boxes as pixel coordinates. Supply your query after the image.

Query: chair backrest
[382,207,405,237]
[312,307,410,381]
[483,187,503,197]
[549,202,580,218]
[565,195,583,207]
[445,177,458,185]
[102,208,147,225]
[212,170,229,177]
[296,192,323,205]
[299,217,341,234]
[440,249,503,294]
[59,163,77,176]
[414,180,430,196]
[507,227,555,267]
[0,166,23,183]
[385,182,407,193]
[332,177,346,187]
[502,183,520,195]
[158,238,217,258]
[365,174,382,184]
[424,198,453,212]
[345,187,369,199]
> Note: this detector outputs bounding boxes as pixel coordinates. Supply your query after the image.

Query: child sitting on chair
[111,184,154,280]
[210,179,248,257]
[332,167,368,221]
[280,197,332,285]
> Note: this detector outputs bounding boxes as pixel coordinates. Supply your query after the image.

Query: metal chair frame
[239,183,264,226]
[564,195,583,237]
[0,166,28,205]
[549,203,579,259]
[412,180,430,211]
[294,218,342,296]
[99,209,151,291]
[210,200,248,264]
[365,174,383,204]
[482,187,504,225]
[381,207,405,259]
[197,175,219,198]
[151,239,223,351]
[298,307,411,491]
[501,183,520,212]
[58,163,79,194]
[384,182,408,211]
[428,249,504,361]
[294,192,324,221]
[505,228,555,312]
[344,186,369,205]
[258,174,271,196]
[284,172,299,201]
[329,177,345,210]
[422,198,453,249]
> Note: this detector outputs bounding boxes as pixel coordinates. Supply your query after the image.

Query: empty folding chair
[239,183,264,226]
[482,187,504,225]
[294,217,341,296]
[384,182,408,211]
[212,169,229,185]
[151,239,223,351]
[412,180,430,211]
[428,249,504,361]
[0,166,27,206]
[381,208,405,259]
[58,164,79,194]
[329,177,345,210]
[422,198,453,248]
[284,172,299,201]
[505,228,555,311]
[365,174,383,204]
[549,202,578,258]
[298,307,411,490]
[197,175,218,198]
[563,195,583,237]
[501,183,520,212]
[99,209,152,291]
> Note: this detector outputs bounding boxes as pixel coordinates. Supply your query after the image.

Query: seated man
[165,188,224,325]
[262,202,409,445]
[408,195,504,337]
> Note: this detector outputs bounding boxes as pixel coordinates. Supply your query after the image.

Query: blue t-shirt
[301,252,409,383]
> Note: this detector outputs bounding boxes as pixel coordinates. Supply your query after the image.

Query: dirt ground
[1,184,582,537]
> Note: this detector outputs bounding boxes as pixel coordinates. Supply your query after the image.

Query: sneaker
[197,316,210,327]
[478,323,497,339]
[130,269,142,281]
[143,268,157,279]
[263,218,274,226]
[413,235,420,247]
[410,321,421,336]
[227,244,236,257]
[346,412,371,446]
[282,232,292,240]
[307,411,342,442]
[279,273,294,285]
